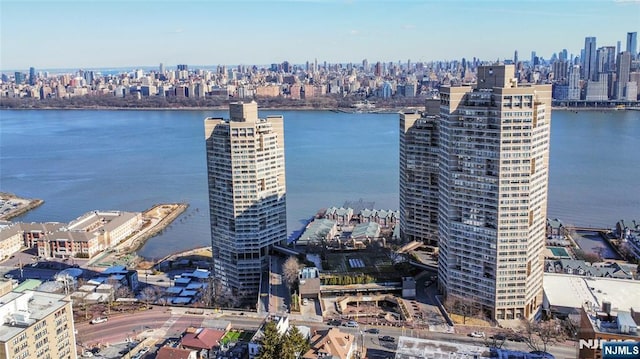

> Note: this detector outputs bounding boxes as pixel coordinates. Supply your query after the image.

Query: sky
[0,0,639,71]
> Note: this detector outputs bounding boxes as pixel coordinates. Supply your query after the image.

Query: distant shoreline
[2,105,639,113]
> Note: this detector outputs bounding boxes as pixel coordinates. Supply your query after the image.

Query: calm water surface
[1,109,638,258]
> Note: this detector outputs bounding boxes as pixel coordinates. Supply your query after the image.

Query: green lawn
[221,330,255,345]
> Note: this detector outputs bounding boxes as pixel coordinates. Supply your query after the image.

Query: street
[73,305,578,359]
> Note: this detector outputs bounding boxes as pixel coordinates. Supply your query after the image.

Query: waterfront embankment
[0,192,44,221]
[88,203,188,268]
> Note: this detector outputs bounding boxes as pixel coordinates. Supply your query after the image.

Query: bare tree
[445,295,481,325]
[519,319,565,353]
[483,329,511,349]
[140,286,157,308]
[283,256,301,289]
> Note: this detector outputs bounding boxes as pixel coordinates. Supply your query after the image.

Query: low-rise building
[546,218,567,239]
[180,327,226,358]
[543,273,640,322]
[156,346,197,359]
[18,222,64,248]
[302,327,356,359]
[0,224,23,260]
[579,305,639,359]
[325,207,353,225]
[350,222,380,241]
[298,219,338,246]
[36,210,142,259]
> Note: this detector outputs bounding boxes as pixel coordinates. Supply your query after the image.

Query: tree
[445,295,481,325]
[519,319,565,353]
[482,329,510,349]
[281,326,310,359]
[140,286,158,308]
[283,256,301,289]
[256,321,283,359]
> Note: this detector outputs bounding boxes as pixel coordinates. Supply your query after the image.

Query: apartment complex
[401,65,551,321]
[399,100,440,245]
[205,101,287,298]
[0,224,23,261]
[439,64,551,321]
[36,210,142,259]
[0,291,77,359]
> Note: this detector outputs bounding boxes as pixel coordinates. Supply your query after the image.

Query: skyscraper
[615,51,632,100]
[204,101,287,300]
[583,37,597,81]
[436,65,551,321]
[596,46,617,74]
[399,100,440,245]
[627,32,638,59]
[29,67,36,85]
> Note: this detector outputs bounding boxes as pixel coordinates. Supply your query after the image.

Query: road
[74,306,578,359]
[268,255,289,314]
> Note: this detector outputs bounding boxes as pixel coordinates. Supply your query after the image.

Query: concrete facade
[399,103,440,245]
[0,290,77,359]
[205,101,287,299]
[437,64,551,321]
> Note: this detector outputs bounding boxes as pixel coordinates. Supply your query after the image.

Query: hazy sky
[1,0,638,71]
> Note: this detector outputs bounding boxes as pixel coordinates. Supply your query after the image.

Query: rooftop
[302,327,354,359]
[180,327,226,350]
[0,290,71,342]
[394,336,486,359]
[543,273,640,313]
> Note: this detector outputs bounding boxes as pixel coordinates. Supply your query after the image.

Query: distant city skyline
[1,0,638,71]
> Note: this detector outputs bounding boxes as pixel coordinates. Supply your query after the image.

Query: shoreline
[0,192,44,221]
[2,105,639,113]
[129,203,189,252]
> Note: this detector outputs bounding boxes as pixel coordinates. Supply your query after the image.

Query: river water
[1,109,638,259]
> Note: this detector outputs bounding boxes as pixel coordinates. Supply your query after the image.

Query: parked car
[379,335,395,342]
[302,298,309,305]
[508,333,527,342]
[344,321,359,328]
[490,333,507,341]
[328,319,342,326]
[366,328,380,334]
[90,317,108,324]
[469,331,485,338]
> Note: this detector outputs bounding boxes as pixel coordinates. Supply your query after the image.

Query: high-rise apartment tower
[399,100,440,245]
[205,101,287,299]
[433,65,550,321]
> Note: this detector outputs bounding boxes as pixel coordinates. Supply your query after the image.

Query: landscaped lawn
[221,330,255,345]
